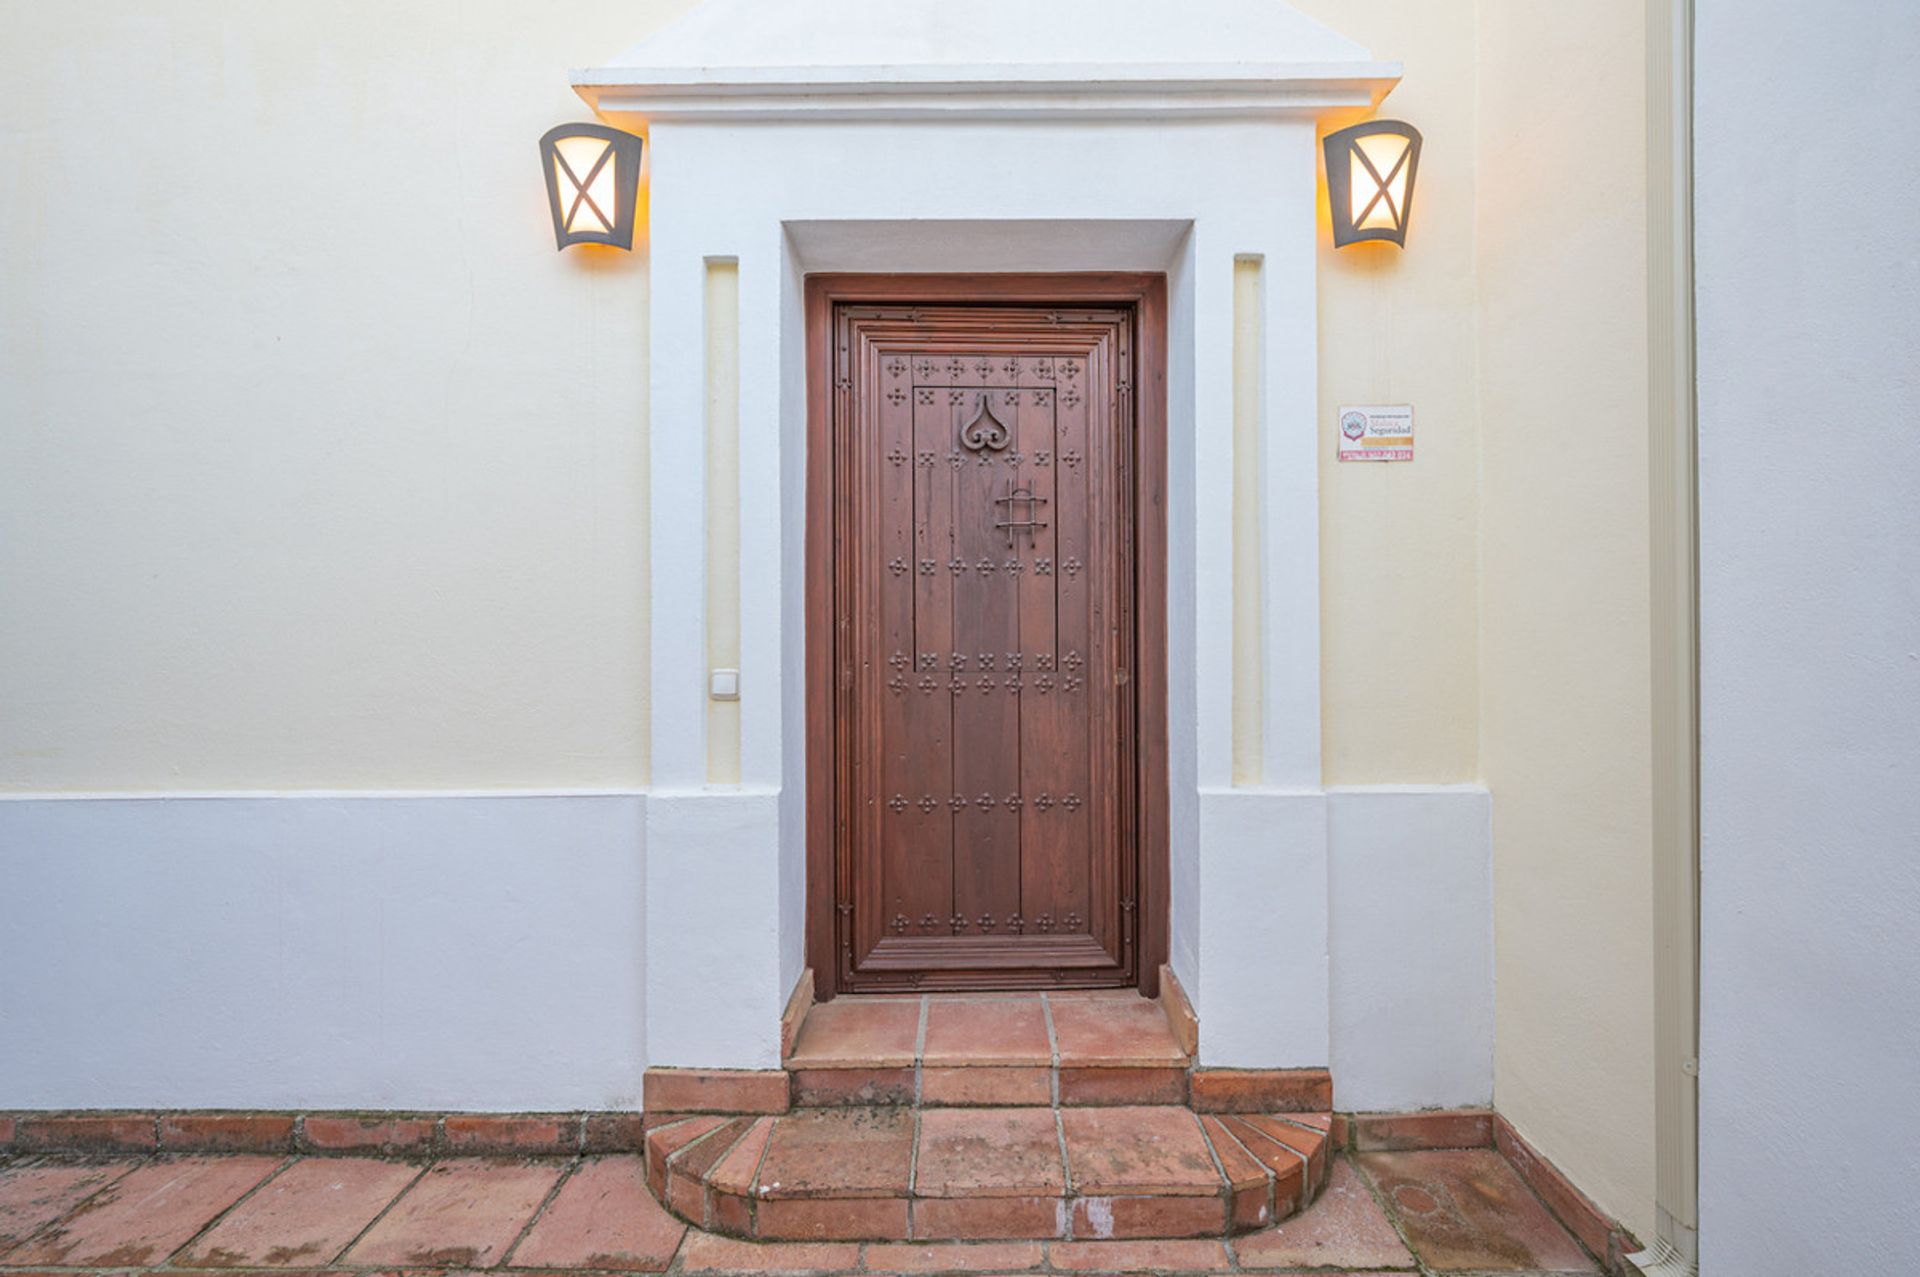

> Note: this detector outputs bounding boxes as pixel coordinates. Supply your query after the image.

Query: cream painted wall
[1299,2,1657,1236]
[0,0,695,791]
[1475,0,1657,1242]
[1296,0,1481,787]
[2,2,1658,1230]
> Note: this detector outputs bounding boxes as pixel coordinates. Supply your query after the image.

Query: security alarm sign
[1337,404,1414,462]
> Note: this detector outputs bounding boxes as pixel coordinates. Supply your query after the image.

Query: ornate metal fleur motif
[917,450,937,468]
[977,653,996,669]
[888,674,907,694]
[948,795,969,812]
[1063,557,1083,577]
[1004,793,1023,811]
[889,651,909,669]
[1064,911,1084,929]
[893,444,915,466]
[916,388,935,405]
[948,451,966,470]
[976,557,997,575]
[1003,358,1021,378]
[1005,451,1024,467]
[947,358,966,379]
[914,358,936,379]
[1064,673,1084,693]
[1006,653,1024,671]
[977,675,997,692]
[950,914,969,932]
[920,912,940,931]
[886,386,906,406]
[1035,673,1055,693]
[1034,792,1054,811]
[918,794,938,812]
[918,674,937,693]
[919,559,937,576]
[888,794,907,812]
[1034,390,1053,407]
[890,913,910,934]
[1034,912,1055,932]
[886,357,907,378]
[1037,654,1056,671]
[1004,558,1024,576]
[949,389,966,405]
[948,675,967,695]
[1063,793,1083,812]
[1005,673,1023,692]
[948,557,966,576]
[919,652,938,669]
[1062,450,1083,469]
[950,653,968,669]
[1059,359,1081,380]
[1062,386,1081,408]
[1035,558,1053,575]
[1035,359,1055,380]
[1034,450,1053,466]
[975,792,996,809]
[974,358,994,378]
[889,556,908,576]
[1064,650,1084,671]
[977,913,996,932]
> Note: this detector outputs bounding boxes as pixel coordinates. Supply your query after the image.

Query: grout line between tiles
[501,1155,582,1267]
[914,995,931,1103]
[0,1153,155,1258]
[1040,993,1061,1106]
[330,1156,434,1265]
[1208,1115,1279,1232]
[162,1152,300,1266]
[1347,1151,1439,1277]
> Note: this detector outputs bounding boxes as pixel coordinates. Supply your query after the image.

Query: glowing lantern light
[1323,120,1422,248]
[539,123,644,250]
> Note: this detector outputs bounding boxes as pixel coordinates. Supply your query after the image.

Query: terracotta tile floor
[0,1147,1601,1275]
[788,993,1187,1069]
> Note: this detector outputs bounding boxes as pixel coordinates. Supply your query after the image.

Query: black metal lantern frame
[540,122,645,251]
[1324,119,1422,248]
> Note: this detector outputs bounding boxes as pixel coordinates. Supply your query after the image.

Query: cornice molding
[572,61,1401,125]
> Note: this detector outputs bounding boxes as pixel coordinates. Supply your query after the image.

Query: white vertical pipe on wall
[1638,0,1700,1271]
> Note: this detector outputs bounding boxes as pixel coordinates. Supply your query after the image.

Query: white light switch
[710,668,740,701]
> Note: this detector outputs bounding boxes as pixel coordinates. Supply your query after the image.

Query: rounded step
[645,1105,1332,1242]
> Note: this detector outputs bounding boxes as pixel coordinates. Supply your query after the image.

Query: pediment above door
[573,0,1399,123]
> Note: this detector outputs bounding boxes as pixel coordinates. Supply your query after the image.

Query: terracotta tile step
[778,993,1196,1108]
[644,1104,1332,1242]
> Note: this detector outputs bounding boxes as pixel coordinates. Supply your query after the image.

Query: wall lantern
[1323,120,1422,248]
[539,123,644,250]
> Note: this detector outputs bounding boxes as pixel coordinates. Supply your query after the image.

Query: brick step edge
[0,1111,646,1156]
[645,1110,1338,1243]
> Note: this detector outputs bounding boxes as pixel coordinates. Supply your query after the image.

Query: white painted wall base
[1195,790,1329,1068]
[1329,785,1493,1110]
[1,785,1491,1108]
[644,789,786,1069]
[0,794,647,1111]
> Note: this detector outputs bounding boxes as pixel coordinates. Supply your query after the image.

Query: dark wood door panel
[805,275,1168,1001]
[834,307,1136,992]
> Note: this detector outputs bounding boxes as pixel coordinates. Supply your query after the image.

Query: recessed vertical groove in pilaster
[1231,256,1265,786]
[705,258,742,785]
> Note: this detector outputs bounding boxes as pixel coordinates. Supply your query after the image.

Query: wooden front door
[808,278,1167,995]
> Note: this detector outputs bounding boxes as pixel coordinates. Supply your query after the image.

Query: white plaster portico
[574,0,1418,1073]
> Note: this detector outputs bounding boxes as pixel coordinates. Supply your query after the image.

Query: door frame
[803,272,1169,1000]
